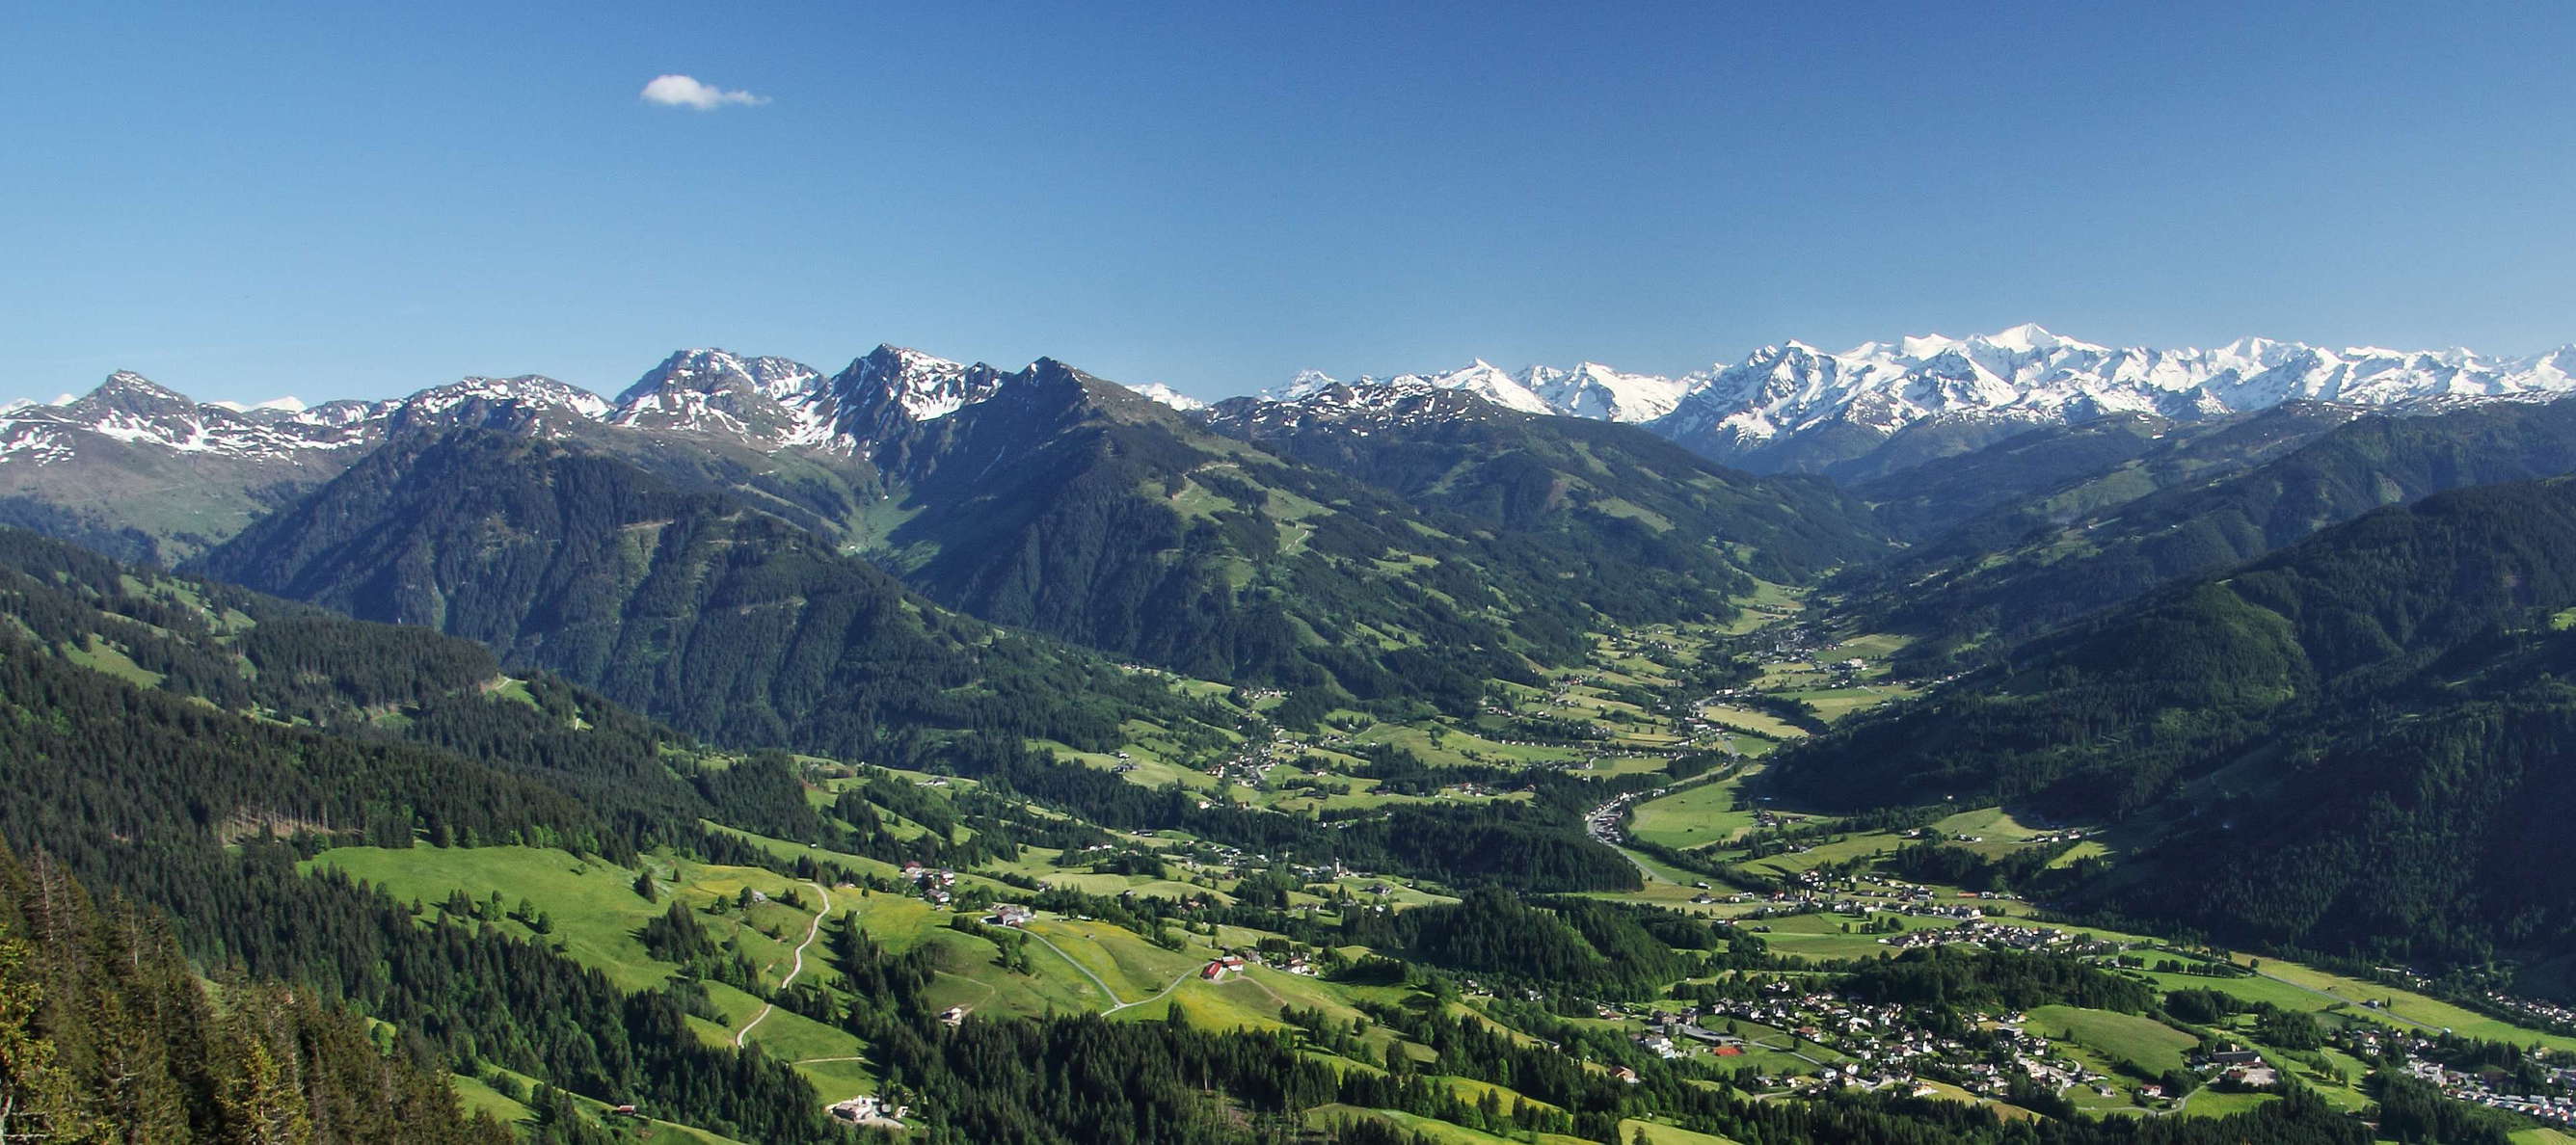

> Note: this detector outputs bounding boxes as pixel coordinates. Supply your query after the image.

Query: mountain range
[17,323,2576,1142]
[21,325,2576,507]
[1279,324,2576,477]
[3,345,1896,700]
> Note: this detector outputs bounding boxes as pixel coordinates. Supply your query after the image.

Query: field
[2175,1090,2277,1119]
[1620,1121,1739,1145]
[1627,777,1761,850]
[1697,703,1806,739]
[1304,1105,1594,1145]
[1740,911,1977,961]
[2241,960,2576,1052]
[2023,1006,2198,1076]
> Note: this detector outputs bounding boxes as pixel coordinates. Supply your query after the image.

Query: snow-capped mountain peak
[67,371,200,419]
[605,348,826,443]
[1652,326,2576,473]
[398,375,606,419]
[1532,360,1690,422]
[1239,326,2576,474]
[383,375,609,439]
[1379,360,1554,415]
[615,348,822,407]
[829,344,997,421]
[1274,369,1343,402]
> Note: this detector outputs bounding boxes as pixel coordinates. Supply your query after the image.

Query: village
[2348,1026,2576,1129]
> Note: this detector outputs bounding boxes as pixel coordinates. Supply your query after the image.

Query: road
[1022,919,1225,1015]
[1021,925,1125,1009]
[1583,791,1669,884]
[735,880,832,1048]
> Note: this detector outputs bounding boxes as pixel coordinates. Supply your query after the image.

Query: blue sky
[8,2,2576,406]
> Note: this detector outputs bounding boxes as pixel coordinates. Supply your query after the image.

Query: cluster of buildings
[1597,975,2297,1108]
[2401,1057,2576,1127]
[826,1095,909,1129]
[1198,947,1318,982]
[2348,1027,2576,1128]
[2201,1047,2279,1088]
[2480,989,2576,1036]
[899,862,959,907]
[1877,919,2100,953]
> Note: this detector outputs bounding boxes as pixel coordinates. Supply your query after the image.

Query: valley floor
[279,587,2576,1142]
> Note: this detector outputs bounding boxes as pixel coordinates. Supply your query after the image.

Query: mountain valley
[8,332,2576,1145]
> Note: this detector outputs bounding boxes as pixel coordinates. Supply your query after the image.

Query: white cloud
[639,74,768,111]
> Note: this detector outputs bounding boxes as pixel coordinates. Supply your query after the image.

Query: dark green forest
[1776,478,2576,965]
[192,430,1211,765]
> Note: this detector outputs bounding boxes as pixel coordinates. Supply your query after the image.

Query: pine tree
[0,927,73,1145]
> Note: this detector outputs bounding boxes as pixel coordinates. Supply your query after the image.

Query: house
[830,1096,909,1127]
[2226,1065,2281,1087]
[939,1005,971,1026]
[1612,1066,1641,1084]
[989,904,1034,927]
[610,1105,640,1118]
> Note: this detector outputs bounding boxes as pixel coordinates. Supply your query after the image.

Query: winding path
[1021,919,1217,1015]
[735,880,832,1048]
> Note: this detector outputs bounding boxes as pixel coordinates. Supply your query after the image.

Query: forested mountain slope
[852,360,1772,706]
[190,431,1205,764]
[0,527,888,1142]
[0,840,513,1143]
[1771,479,2576,966]
[1851,403,2356,546]
[0,523,896,869]
[1202,384,1889,586]
[1843,398,2576,668]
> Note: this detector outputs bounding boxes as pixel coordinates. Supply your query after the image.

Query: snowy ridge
[1267,326,2576,468]
[1654,325,2576,464]
[1208,380,1505,439]
[0,371,373,465]
[4,340,1221,472]
[0,370,608,467]
[23,327,2573,478]
[395,375,609,422]
[1526,362,1690,423]
[1277,360,1682,423]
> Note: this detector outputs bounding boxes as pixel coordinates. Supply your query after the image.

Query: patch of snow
[1129,382,1208,412]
